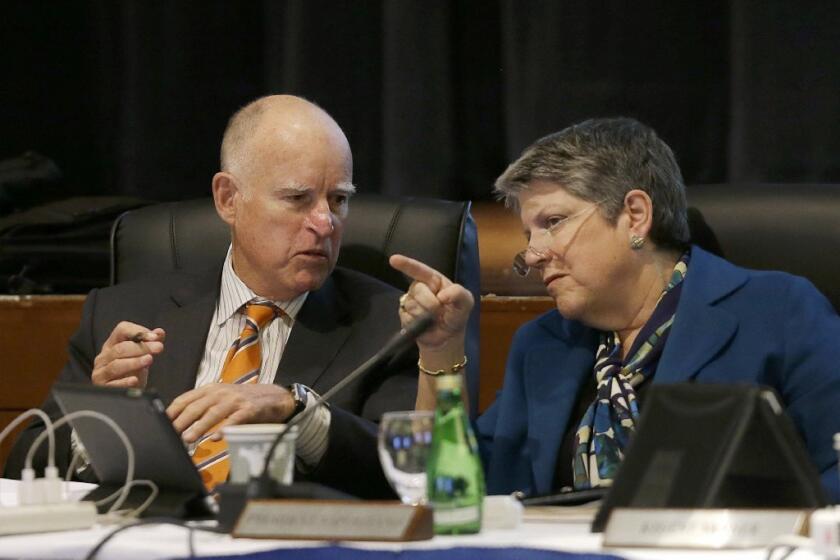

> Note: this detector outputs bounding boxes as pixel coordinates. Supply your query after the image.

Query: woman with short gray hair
[390,117,840,503]
[495,117,690,251]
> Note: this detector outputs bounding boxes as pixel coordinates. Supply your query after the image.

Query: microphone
[238,311,436,503]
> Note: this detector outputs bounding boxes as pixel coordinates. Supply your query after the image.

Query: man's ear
[623,189,654,238]
[212,172,239,226]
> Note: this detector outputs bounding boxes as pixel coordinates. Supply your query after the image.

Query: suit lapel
[657,247,747,383]
[525,315,598,494]
[275,276,353,390]
[146,271,220,406]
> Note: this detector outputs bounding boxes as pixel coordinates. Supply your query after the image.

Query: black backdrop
[2,1,840,203]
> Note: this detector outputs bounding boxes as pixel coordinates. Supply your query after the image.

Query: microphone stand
[244,311,435,501]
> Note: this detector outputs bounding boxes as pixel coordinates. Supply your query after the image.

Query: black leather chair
[110,194,482,412]
[688,183,840,313]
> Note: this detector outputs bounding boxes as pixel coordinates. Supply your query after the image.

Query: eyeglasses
[512,201,604,277]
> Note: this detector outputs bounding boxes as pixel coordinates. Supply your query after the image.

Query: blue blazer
[476,246,840,502]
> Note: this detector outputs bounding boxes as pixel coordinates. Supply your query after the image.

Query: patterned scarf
[572,253,689,489]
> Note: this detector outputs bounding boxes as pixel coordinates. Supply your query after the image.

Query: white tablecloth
[0,479,823,560]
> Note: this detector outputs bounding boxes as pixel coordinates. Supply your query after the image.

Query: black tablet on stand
[52,383,215,519]
[591,383,827,532]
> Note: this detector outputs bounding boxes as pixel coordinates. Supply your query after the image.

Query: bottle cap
[435,373,462,391]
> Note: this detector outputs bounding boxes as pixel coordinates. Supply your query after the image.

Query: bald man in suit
[5,95,416,498]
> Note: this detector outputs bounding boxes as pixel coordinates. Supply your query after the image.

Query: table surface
[0,479,823,560]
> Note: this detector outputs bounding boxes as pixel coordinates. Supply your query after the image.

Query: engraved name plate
[604,508,809,548]
[233,499,433,542]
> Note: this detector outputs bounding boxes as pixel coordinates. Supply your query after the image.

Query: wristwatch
[287,382,309,420]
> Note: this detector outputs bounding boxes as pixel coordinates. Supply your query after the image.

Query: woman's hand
[389,254,474,354]
[390,254,474,411]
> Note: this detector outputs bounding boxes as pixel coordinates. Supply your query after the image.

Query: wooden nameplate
[233,499,433,541]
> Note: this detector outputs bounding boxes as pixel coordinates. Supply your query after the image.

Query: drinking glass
[377,410,434,505]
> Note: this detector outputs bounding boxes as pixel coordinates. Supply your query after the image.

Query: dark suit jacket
[476,246,840,502]
[4,266,416,499]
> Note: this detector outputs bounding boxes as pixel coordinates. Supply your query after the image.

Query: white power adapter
[4,468,97,535]
[0,408,97,535]
[810,433,840,559]
[18,466,64,505]
[811,506,840,559]
[0,502,97,535]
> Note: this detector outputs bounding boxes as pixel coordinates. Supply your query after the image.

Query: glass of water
[377,410,434,505]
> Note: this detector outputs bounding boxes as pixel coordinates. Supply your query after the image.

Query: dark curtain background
[2,0,839,204]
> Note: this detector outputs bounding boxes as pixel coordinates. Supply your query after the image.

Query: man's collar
[217,246,308,324]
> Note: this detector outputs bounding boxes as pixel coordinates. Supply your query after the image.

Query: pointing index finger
[389,254,448,289]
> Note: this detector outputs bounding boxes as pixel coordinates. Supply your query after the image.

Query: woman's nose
[525,230,552,264]
[524,245,549,268]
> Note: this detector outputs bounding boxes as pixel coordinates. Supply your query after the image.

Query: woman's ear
[212,172,239,226]
[623,189,654,239]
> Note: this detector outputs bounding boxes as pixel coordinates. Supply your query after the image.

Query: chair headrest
[688,183,840,312]
[111,194,479,295]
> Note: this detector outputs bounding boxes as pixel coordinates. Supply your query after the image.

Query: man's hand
[389,254,474,353]
[167,384,296,443]
[92,322,166,388]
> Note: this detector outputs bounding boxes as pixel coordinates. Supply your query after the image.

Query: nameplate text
[234,499,433,541]
[604,508,808,548]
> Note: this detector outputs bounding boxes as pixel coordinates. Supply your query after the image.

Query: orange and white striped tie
[192,299,282,490]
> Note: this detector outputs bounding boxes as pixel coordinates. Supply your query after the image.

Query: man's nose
[304,204,335,237]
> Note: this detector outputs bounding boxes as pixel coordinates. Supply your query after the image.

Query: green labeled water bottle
[426,373,485,534]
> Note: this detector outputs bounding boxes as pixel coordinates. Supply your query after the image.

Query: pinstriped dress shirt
[72,249,331,475]
[193,247,330,466]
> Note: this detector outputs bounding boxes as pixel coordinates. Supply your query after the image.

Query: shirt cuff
[293,386,331,470]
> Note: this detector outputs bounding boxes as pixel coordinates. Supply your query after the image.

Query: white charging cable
[95,479,159,520]
[64,449,158,519]
[0,409,57,504]
[0,409,56,467]
[26,410,135,513]
[65,449,83,481]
